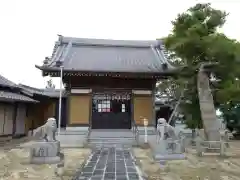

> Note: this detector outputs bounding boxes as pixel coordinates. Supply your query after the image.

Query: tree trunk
[197,66,220,141]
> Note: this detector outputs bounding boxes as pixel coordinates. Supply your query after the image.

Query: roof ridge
[58,36,162,48]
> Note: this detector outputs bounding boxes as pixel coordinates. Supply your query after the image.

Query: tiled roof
[37,36,176,73]
[19,84,66,98]
[0,75,18,88]
[0,91,38,103]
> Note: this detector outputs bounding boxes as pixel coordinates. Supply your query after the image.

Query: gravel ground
[2,138,240,180]
[0,138,91,180]
[133,141,240,180]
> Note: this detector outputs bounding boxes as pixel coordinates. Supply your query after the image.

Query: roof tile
[39,36,175,73]
[0,75,18,88]
[0,91,38,103]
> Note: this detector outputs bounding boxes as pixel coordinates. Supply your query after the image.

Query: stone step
[89,130,134,138]
[88,142,136,147]
[57,134,87,148]
[89,138,135,141]
[58,131,88,135]
[89,141,135,144]
[137,130,156,135]
[89,136,135,140]
[136,126,155,133]
[88,136,136,145]
[89,138,135,143]
[89,136,134,139]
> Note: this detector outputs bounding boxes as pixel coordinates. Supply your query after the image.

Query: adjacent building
[0,75,37,137]
[0,74,68,138]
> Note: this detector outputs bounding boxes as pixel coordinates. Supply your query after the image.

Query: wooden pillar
[12,102,18,136]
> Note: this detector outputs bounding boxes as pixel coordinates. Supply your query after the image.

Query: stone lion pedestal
[152,139,186,161]
[29,117,64,164]
[30,141,63,164]
[151,118,186,161]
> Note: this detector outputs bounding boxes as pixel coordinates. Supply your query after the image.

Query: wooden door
[92,92,131,129]
[0,104,5,135]
[15,103,26,135]
[3,104,14,135]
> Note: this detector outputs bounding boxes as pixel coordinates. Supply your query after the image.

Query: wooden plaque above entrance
[132,90,152,95]
[71,89,92,94]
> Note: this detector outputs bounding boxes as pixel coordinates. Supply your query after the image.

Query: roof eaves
[38,68,178,78]
[19,84,42,93]
[59,40,72,64]
[49,44,65,67]
[44,39,72,69]
[150,45,164,70]
[0,91,39,103]
[155,46,177,70]
[19,83,66,98]
[20,88,34,97]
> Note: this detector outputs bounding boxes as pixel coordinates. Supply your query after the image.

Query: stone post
[220,139,226,157]
[143,118,148,143]
[196,136,203,157]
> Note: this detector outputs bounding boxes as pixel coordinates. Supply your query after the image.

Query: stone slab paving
[73,146,144,180]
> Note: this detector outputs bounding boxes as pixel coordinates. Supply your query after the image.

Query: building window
[97,100,111,112]
[92,93,130,113]
[122,104,125,112]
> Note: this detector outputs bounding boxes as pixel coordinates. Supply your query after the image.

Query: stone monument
[30,117,64,164]
[151,118,186,161]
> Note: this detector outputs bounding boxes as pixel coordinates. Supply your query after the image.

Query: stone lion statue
[33,117,57,141]
[156,118,179,143]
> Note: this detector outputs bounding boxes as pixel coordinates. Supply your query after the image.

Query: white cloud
[0,0,239,88]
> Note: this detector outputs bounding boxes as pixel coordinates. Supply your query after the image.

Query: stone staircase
[87,129,137,147]
[56,128,88,148]
[137,126,156,135]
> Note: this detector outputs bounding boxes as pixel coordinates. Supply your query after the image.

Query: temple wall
[68,94,91,125]
[25,100,57,133]
[133,94,153,126]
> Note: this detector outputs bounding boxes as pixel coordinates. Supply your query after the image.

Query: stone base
[154,154,186,161]
[29,141,63,164]
[150,140,186,161]
[30,156,62,164]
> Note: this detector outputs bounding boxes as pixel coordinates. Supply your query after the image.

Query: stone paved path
[73,146,143,180]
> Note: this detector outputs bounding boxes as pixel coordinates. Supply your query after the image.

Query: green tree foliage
[160,3,240,130]
[220,103,240,132]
